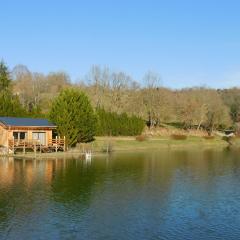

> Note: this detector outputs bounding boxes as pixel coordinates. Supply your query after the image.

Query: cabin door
[32,132,46,145]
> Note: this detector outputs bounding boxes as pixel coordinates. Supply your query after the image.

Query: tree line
[0,62,145,146]
[2,61,240,142]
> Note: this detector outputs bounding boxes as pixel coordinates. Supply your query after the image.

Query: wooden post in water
[63,136,66,152]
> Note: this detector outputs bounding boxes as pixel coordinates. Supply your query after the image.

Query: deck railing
[8,137,66,153]
[8,139,40,147]
[48,138,65,146]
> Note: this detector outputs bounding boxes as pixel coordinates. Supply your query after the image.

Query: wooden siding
[0,125,8,147]
[0,125,58,149]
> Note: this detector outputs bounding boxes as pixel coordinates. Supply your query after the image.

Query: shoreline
[0,136,229,159]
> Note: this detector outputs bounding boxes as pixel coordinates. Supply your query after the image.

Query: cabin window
[13,132,18,139]
[32,132,46,145]
[13,132,27,140]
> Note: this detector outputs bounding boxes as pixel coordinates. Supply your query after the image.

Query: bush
[171,134,187,140]
[136,135,148,142]
[222,136,233,143]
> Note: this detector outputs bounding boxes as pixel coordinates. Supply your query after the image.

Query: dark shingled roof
[0,117,56,127]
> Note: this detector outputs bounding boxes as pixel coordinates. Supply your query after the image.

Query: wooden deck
[8,138,66,154]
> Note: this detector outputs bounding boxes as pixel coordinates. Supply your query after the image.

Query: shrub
[222,136,233,143]
[171,134,187,140]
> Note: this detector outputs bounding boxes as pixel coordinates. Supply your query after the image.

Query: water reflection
[0,149,240,239]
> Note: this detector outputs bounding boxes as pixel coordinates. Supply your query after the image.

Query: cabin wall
[0,125,8,147]
[0,125,55,147]
[8,129,53,146]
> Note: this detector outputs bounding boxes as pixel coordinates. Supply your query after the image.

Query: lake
[0,149,240,240]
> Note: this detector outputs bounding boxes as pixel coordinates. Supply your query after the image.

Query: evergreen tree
[96,108,145,136]
[49,88,97,147]
[0,61,26,117]
[0,61,11,91]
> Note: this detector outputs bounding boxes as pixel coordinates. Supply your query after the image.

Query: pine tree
[0,61,26,117]
[0,61,11,92]
[49,88,97,147]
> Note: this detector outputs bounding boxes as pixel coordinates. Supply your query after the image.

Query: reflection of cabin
[0,117,65,154]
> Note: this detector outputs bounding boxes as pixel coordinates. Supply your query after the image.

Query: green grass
[12,136,228,158]
[92,136,228,152]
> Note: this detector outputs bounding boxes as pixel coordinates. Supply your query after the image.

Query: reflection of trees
[51,155,147,206]
[1,150,240,237]
[52,159,104,206]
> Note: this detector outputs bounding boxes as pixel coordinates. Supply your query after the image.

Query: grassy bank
[92,136,228,152]
[9,135,228,159]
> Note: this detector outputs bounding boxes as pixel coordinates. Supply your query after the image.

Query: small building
[0,117,65,154]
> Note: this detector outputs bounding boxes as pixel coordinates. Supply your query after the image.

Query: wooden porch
[8,137,66,154]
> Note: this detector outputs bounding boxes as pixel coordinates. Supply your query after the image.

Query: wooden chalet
[0,117,65,154]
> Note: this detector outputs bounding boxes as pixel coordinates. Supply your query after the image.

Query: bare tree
[143,71,161,128]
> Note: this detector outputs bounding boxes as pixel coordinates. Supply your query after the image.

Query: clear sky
[1,0,240,88]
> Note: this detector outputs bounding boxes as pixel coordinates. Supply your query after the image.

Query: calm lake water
[1,149,240,240]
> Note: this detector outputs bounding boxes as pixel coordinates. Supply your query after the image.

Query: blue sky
[1,0,240,88]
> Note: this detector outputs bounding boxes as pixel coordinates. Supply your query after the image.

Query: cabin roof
[0,117,56,127]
